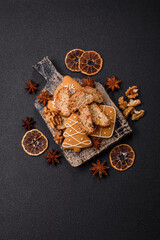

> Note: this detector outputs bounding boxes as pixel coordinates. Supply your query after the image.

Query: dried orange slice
[79,51,103,75]
[21,129,48,156]
[109,144,135,171]
[65,49,84,72]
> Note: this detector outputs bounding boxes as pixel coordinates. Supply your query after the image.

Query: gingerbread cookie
[47,99,58,112]
[54,75,82,98]
[47,76,82,113]
[91,105,116,138]
[62,113,92,152]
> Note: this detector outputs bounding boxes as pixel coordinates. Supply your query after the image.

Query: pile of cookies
[43,76,115,153]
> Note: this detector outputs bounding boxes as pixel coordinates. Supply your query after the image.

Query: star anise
[22,117,36,130]
[105,76,121,91]
[81,76,96,87]
[89,160,109,178]
[44,149,61,166]
[25,80,39,94]
[92,138,102,150]
[37,90,53,106]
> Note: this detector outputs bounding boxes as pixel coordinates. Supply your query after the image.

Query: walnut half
[118,96,128,110]
[123,107,134,119]
[125,86,139,99]
[43,106,62,130]
[131,110,145,121]
[54,130,63,145]
[127,99,141,107]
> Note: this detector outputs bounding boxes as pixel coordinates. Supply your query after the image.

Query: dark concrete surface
[0,0,159,239]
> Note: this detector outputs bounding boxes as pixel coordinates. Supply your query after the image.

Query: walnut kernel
[127,99,141,107]
[125,86,139,99]
[54,130,63,145]
[43,107,62,130]
[57,117,68,130]
[118,96,128,110]
[131,110,145,121]
[123,107,134,119]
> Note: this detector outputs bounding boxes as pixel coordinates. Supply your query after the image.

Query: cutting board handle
[33,56,63,84]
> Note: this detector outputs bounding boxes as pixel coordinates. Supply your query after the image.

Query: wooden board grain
[33,57,132,167]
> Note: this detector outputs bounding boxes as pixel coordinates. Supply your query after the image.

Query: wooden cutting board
[33,57,132,167]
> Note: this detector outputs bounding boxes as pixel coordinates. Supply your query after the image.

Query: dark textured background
[0,0,160,239]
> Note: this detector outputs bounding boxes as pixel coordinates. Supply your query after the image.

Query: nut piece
[54,130,63,145]
[127,99,141,107]
[123,107,134,119]
[131,110,145,121]
[118,96,128,110]
[125,86,139,99]
[56,116,68,130]
[43,107,62,130]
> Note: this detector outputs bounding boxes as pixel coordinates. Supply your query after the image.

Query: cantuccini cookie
[55,87,71,117]
[89,103,110,127]
[82,86,103,103]
[78,105,94,134]
[68,89,94,112]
